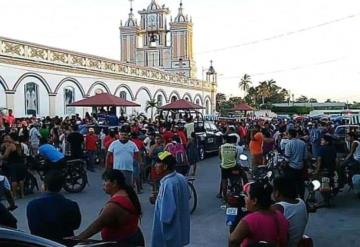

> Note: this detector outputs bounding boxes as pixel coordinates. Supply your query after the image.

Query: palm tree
[145,99,158,121]
[258,81,269,105]
[239,74,252,98]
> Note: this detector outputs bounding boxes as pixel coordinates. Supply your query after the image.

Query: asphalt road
[12,156,360,246]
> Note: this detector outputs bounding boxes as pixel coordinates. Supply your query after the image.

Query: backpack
[166,143,188,166]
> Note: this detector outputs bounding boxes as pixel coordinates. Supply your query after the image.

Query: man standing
[4,109,15,128]
[84,128,98,172]
[27,170,81,243]
[151,151,190,247]
[249,125,264,167]
[67,125,84,159]
[107,125,139,185]
[29,123,41,156]
[284,128,307,198]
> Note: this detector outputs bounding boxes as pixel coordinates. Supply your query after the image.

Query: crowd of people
[0,107,359,246]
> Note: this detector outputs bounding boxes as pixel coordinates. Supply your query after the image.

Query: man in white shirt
[107,125,139,186]
[29,123,41,156]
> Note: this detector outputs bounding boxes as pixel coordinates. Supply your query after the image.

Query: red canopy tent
[230,103,254,112]
[159,99,204,110]
[68,93,140,107]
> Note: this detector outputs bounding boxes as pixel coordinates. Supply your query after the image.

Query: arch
[182,93,193,102]
[87,81,111,95]
[13,72,52,94]
[193,93,204,106]
[204,96,211,115]
[204,95,212,105]
[169,90,181,101]
[135,86,152,100]
[114,84,135,100]
[54,77,86,97]
[0,76,9,90]
[153,89,168,103]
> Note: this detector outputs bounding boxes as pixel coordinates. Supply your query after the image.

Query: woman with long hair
[72,170,144,246]
[229,181,289,247]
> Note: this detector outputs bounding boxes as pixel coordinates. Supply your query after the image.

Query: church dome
[174,2,187,23]
[124,8,138,27]
[147,0,161,11]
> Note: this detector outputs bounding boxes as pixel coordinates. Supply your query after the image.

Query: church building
[0,0,217,117]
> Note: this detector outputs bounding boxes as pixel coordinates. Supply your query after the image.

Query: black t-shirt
[319,145,336,173]
[67,132,84,158]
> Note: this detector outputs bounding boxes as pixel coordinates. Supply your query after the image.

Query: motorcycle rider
[340,132,360,187]
[38,139,66,172]
[218,135,240,200]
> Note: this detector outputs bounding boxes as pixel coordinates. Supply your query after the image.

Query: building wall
[0,63,212,117]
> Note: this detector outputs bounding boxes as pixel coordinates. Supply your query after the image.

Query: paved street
[13,156,360,246]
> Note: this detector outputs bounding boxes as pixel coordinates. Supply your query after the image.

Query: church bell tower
[169,0,197,78]
[119,0,197,78]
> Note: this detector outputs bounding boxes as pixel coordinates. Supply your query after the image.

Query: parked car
[0,226,139,247]
[195,121,223,160]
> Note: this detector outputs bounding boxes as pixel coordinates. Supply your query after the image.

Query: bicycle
[150,165,198,215]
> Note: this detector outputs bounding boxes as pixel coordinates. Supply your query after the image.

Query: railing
[0,36,211,90]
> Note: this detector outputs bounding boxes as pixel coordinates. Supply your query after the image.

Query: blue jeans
[86,150,96,170]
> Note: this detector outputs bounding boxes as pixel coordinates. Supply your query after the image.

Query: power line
[196,12,360,54]
[218,56,347,80]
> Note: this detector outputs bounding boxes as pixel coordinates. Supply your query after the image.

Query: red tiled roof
[68,93,140,107]
[159,99,204,110]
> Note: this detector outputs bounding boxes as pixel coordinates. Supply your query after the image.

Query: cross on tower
[129,0,134,11]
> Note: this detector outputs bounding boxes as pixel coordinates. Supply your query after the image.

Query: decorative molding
[0,36,212,92]
[87,81,111,96]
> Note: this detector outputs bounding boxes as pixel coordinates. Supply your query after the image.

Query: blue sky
[1,0,360,102]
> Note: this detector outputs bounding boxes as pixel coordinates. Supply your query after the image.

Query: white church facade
[0,0,217,118]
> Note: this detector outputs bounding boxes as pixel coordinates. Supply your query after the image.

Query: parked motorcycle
[24,157,88,194]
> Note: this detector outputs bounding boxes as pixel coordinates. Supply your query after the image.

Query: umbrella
[159,99,204,110]
[230,103,254,112]
[68,93,140,107]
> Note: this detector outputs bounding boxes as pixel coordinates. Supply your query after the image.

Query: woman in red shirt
[229,181,289,247]
[72,170,144,246]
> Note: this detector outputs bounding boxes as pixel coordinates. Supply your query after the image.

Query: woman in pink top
[229,181,289,247]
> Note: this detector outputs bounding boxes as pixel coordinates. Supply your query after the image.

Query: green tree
[216,93,227,112]
[145,99,158,121]
[296,95,309,103]
[239,74,252,98]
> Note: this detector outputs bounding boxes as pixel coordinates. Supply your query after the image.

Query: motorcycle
[304,178,321,212]
[25,157,88,194]
[225,164,248,233]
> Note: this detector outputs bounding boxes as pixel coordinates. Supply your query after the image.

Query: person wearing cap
[151,151,190,247]
[85,128,98,172]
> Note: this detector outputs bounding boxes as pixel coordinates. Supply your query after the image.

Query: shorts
[8,163,26,182]
[120,170,133,186]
